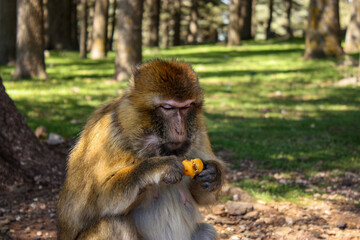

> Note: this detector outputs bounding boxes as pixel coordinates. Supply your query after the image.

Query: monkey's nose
[175,128,183,135]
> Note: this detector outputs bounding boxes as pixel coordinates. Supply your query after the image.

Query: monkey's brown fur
[57,59,224,240]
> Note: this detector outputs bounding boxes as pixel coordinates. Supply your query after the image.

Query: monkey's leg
[191,223,218,240]
[77,216,140,240]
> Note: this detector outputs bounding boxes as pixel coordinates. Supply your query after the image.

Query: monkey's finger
[197,168,216,177]
[195,173,216,182]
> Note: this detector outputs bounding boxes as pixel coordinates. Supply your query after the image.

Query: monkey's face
[152,98,200,156]
[129,59,204,157]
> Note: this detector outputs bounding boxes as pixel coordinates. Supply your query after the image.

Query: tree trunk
[241,0,252,40]
[284,0,293,39]
[14,0,47,80]
[304,0,344,59]
[87,1,95,51]
[173,0,182,46]
[146,0,160,47]
[266,0,274,40]
[251,0,257,39]
[161,0,170,48]
[0,1,16,65]
[70,0,79,50]
[344,0,360,53]
[90,0,109,59]
[45,0,78,50]
[115,0,143,81]
[80,0,88,58]
[107,0,118,51]
[187,0,199,44]
[228,0,241,46]
[0,77,61,192]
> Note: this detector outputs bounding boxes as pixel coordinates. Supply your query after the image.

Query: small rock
[72,87,79,93]
[274,226,293,236]
[85,95,92,101]
[212,204,226,215]
[36,231,42,236]
[242,211,259,220]
[70,119,80,124]
[39,203,46,210]
[230,236,241,240]
[227,187,253,202]
[0,218,10,225]
[225,227,235,234]
[285,216,294,225]
[255,217,272,225]
[47,133,65,145]
[336,221,347,229]
[215,217,239,225]
[219,230,229,239]
[226,201,253,216]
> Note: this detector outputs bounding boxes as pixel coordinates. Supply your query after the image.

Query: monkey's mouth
[162,141,191,156]
[167,142,183,150]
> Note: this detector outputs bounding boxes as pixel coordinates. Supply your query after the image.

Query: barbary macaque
[57,59,225,240]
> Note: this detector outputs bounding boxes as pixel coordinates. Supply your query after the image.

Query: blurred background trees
[14,0,47,80]
[0,1,16,65]
[344,0,360,54]
[304,0,344,59]
[90,0,109,59]
[0,0,357,80]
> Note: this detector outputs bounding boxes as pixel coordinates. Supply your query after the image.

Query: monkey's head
[129,59,204,156]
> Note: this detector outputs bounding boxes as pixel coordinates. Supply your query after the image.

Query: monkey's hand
[194,161,222,192]
[161,156,184,184]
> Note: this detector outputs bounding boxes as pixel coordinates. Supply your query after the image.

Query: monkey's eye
[161,105,174,110]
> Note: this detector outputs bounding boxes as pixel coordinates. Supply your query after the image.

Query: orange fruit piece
[182,158,204,178]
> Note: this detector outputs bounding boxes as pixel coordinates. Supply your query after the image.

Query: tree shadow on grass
[206,106,360,172]
[163,47,305,66]
[13,97,99,138]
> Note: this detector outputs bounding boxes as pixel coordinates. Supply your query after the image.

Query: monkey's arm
[188,133,225,205]
[96,155,184,216]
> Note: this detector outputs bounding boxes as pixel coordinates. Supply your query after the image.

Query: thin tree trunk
[0,76,61,192]
[266,0,274,40]
[284,0,293,39]
[173,0,182,46]
[14,0,47,79]
[107,0,117,51]
[304,0,344,59]
[70,0,79,50]
[147,0,160,47]
[251,0,256,38]
[228,0,241,46]
[45,0,77,50]
[115,0,143,81]
[161,0,170,48]
[241,0,252,40]
[344,0,360,53]
[80,0,88,58]
[0,1,16,65]
[90,0,109,59]
[187,0,199,44]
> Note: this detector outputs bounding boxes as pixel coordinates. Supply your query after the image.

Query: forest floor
[0,142,359,240]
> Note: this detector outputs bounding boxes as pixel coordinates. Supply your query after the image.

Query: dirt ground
[0,143,359,240]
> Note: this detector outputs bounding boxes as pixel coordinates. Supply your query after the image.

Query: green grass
[235,178,314,204]
[1,39,359,176]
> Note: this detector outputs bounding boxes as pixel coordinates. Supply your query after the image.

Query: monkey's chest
[130,183,201,240]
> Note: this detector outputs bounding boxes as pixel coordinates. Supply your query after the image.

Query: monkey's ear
[129,65,141,89]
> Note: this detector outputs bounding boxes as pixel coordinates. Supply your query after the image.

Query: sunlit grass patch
[236,178,314,204]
